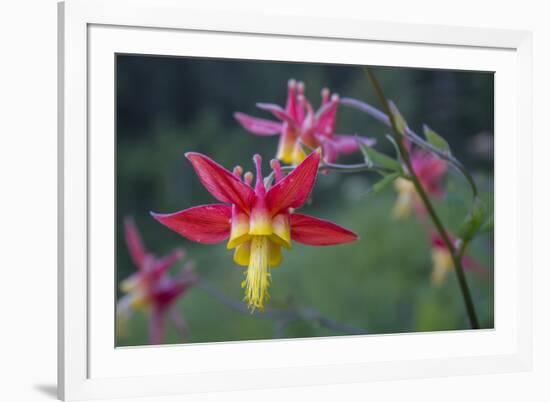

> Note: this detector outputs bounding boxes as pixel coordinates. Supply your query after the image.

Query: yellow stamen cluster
[228,205,290,310]
[242,236,271,311]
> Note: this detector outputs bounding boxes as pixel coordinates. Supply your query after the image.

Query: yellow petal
[120,274,140,293]
[271,213,292,249]
[291,143,307,165]
[276,129,298,164]
[227,208,250,249]
[130,293,149,310]
[392,178,415,219]
[115,294,134,338]
[233,241,251,266]
[269,240,283,267]
[249,208,273,236]
[394,177,415,193]
[392,194,412,219]
[430,248,454,286]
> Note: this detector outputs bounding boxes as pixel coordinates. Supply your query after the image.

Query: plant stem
[197,280,368,335]
[340,97,478,199]
[365,68,480,329]
[264,161,390,188]
[322,162,393,174]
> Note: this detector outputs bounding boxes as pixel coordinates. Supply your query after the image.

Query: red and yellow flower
[117,217,197,344]
[151,151,358,310]
[234,79,375,165]
[393,148,448,219]
[429,233,488,287]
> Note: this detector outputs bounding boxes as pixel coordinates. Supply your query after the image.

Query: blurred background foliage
[116,55,494,346]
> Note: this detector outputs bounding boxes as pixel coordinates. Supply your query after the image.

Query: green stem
[365,68,480,329]
[339,97,478,199]
[264,161,390,189]
[197,280,368,335]
[457,238,469,261]
[322,162,393,174]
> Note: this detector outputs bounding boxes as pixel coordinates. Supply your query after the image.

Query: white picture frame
[58,0,533,400]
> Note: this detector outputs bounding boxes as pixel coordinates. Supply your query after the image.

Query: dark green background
[116,55,494,346]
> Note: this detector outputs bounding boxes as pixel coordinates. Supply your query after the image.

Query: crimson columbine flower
[234,79,375,165]
[151,151,358,311]
[393,148,448,219]
[117,217,197,344]
[430,233,488,286]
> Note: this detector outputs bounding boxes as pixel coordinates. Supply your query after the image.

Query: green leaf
[423,124,451,154]
[372,172,400,193]
[356,136,401,171]
[388,101,408,136]
[385,134,402,161]
[458,197,487,242]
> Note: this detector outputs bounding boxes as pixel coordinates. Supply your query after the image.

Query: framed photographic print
[58,0,533,400]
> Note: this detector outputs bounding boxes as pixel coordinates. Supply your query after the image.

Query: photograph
[2,0,543,400]
[115,55,494,347]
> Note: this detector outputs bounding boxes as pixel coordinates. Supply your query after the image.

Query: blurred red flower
[117,217,197,344]
[234,79,375,165]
